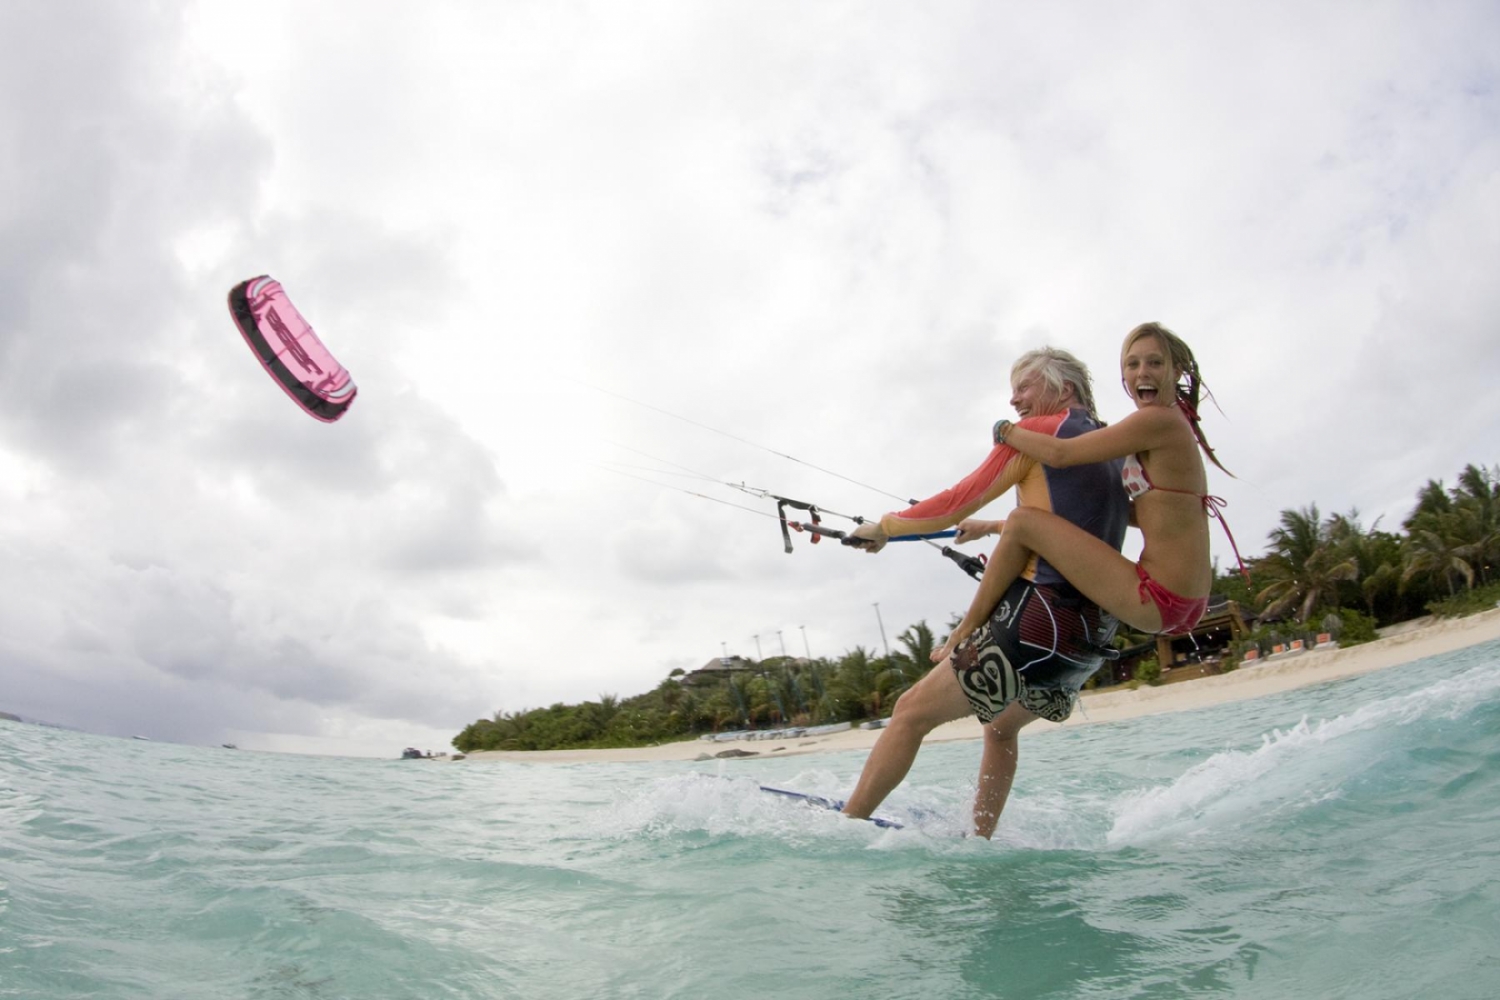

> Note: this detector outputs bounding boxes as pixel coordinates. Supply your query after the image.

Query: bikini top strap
[1150,486,1253,584]
[1202,494,1252,584]
[1166,398,1247,581]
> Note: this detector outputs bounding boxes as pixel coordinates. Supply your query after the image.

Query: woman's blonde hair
[1122,322,1230,474]
[1011,347,1099,422]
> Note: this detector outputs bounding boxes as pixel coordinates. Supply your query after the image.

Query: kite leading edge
[227,275,357,422]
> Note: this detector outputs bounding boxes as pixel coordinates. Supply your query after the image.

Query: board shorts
[950,579,1119,725]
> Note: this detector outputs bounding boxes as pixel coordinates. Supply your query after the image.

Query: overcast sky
[3,1,1497,757]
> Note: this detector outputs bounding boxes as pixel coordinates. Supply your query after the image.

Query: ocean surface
[4,643,1500,1000]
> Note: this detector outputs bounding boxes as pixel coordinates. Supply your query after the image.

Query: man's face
[1010,373,1068,417]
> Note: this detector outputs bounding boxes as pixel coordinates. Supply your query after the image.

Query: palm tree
[1452,463,1500,586]
[871,658,913,716]
[699,688,738,732]
[670,687,699,732]
[1398,465,1500,597]
[798,660,829,716]
[1454,463,1500,515]
[655,677,684,712]
[587,694,620,733]
[1403,525,1475,597]
[829,646,883,721]
[725,674,754,727]
[492,709,532,750]
[1254,505,1357,622]
[745,674,778,725]
[796,660,842,721]
[1327,511,1402,620]
[770,667,806,723]
[895,621,938,675]
[1403,479,1453,532]
[1359,560,1403,619]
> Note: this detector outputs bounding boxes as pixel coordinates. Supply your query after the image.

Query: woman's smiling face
[1120,331,1179,408]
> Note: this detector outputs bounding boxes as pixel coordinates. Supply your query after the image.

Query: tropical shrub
[1134,657,1163,686]
[1426,581,1500,619]
[1336,608,1379,646]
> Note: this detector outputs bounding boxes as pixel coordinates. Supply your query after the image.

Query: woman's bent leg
[934,535,1032,662]
[1001,507,1165,633]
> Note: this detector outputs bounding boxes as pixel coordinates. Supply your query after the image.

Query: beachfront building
[1155,596,1249,668]
[679,655,758,687]
[1104,597,1250,685]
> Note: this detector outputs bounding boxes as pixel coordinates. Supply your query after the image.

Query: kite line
[585,389,989,581]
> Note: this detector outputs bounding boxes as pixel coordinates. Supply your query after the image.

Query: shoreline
[458,607,1500,766]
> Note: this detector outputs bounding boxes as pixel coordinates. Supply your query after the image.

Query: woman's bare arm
[997,406,1183,467]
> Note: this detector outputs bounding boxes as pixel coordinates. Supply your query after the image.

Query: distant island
[1,711,81,732]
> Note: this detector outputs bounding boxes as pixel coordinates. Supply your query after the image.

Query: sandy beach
[459,607,1500,766]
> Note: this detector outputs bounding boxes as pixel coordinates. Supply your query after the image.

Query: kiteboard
[758,785,904,830]
[227,276,357,422]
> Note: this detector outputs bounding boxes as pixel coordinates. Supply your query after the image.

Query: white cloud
[2,0,1497,754]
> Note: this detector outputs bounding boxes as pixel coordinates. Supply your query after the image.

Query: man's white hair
[1011,347,1098,421]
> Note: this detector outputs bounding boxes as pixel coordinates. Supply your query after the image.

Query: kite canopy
[228,276,356,422]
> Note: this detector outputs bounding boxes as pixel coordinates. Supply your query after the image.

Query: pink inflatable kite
[227,276,357,422]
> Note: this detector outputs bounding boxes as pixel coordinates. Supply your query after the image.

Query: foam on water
[1106,663,1500,846]
[610,769,973,844]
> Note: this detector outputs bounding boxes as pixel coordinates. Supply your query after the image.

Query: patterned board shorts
[949,581,1115,725]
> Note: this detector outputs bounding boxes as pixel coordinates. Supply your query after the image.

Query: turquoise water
[4,644,1500,1000]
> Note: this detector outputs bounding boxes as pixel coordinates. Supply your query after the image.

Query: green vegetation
[1426,580,1500,619]
[1336,608,1380,646]
[1208,462,1500,628]
[452,647,930,753]
[1133,657,1163,686]
[455,460,1499,752]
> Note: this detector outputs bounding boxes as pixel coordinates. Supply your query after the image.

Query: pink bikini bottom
[1136,563,1208,635]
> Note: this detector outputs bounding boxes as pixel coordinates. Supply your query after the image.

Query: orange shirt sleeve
[876,412,1065,536]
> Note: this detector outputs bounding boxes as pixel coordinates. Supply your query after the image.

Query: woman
[935,322,1241,663]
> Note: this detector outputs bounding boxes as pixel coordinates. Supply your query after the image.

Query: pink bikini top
[1121,453,1154,500]
[1121,453,1251,582]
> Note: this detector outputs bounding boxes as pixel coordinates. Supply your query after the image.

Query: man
[844,347,1129,837]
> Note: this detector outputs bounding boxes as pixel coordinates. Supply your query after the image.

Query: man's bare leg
[841,659,974,819]
[972,701,1041,838]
